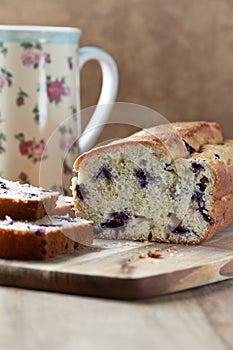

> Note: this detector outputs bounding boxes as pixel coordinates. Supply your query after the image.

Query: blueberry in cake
[72,121,232,244]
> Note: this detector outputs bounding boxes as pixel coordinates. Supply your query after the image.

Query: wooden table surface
[0,280,232,350]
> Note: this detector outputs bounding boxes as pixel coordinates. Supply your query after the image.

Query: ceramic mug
[0,25,118,192]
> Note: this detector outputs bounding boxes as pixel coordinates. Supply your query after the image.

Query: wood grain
[0,225,233,299]
[0,282,231,350]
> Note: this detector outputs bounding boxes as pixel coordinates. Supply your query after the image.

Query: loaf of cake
[72,121,233,244]
[0,178,59,221]
[0,215,93,259]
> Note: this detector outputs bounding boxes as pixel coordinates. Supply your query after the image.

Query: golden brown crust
[73,121,223,171]
[0,194,59,221]
[0,220,93,260]
[172,121,222,151]
[0,229,75,260]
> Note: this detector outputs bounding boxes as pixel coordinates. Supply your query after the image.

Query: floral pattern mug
[0,26,118,193]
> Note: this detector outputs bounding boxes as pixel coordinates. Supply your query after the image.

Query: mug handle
[77,46,119,153]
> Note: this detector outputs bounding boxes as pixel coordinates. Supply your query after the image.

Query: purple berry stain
[198,177,208,191]
[5,216,14,225]
[183,140,196,154]
[201,211,215,225]
[100,211,131,230]
[171,225,190,235]
[0,182,9,190]
[192,190,205,208]
[192,176,214,225]
[191,162,205,174]
[35,228,46,236]
[134,168,157,188]
[192,177,208,207]
[40,224,63,227]
[95,166,113,181]
[76,184,87,201]
[28,193,38,198]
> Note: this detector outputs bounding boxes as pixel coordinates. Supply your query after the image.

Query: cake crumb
[95,248,102,252]
[147,250,163,259]
[167,246,177,252]
[170,246,177,251]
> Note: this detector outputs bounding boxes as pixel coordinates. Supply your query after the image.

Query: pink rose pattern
[0,75,5,92]
[18,171,30,184]
[46,76,70,104]
[20,42,51,69]
[58,125,78,175]
[0,42,73,183]
[14,133,48,163]
[16,88,29,106]
[59,135,76,153]
[21,50,40,66]
[59,125,77,153]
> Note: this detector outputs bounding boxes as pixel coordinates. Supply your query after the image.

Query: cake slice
[0,177,59,220]
[48,196,75,218]
[72,121,229,244]
[0,215,93,259]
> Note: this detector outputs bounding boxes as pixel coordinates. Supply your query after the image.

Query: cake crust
[0,228,76,260]
[0,216,93,260]
[74,121,223,171]
[0,196,59,221]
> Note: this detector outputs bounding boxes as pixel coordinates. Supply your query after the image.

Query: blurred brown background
[1,0,233,138]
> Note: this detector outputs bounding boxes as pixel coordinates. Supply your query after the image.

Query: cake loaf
[71,121,232,244]
[0,215,93,260]
[0,178,59,221]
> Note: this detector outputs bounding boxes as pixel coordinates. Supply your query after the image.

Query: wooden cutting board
[0,224,233,300]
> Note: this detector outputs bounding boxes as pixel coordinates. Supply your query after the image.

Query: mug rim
[0,25,82,44]
[0,25,81,33]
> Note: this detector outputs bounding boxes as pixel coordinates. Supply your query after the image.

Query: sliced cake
[0,177,59,220]
[0,215,93,259]
[48,196,75,218]
[72,121,230,244]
